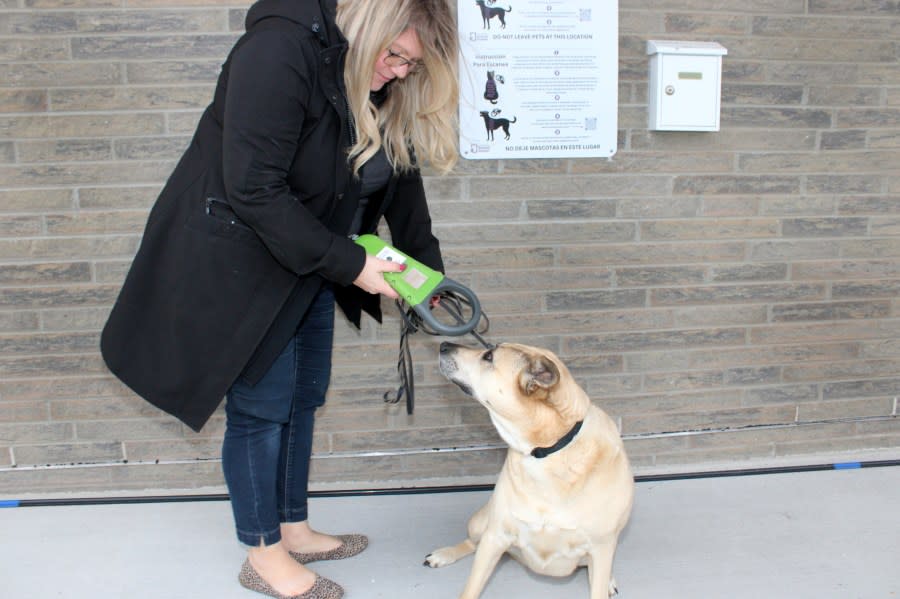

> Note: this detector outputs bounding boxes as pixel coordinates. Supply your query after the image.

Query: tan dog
[426,342,634,599]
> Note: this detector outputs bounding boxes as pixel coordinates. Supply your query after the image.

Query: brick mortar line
[1,413,897,473]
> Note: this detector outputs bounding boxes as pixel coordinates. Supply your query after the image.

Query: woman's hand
[353,254,405,299]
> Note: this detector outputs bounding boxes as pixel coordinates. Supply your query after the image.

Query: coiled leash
[385,292,492,414]
[353,235,493,414]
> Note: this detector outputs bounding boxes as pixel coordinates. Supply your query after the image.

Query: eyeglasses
[384,47,425,73]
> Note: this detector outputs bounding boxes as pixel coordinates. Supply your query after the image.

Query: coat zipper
[342,92,356,147]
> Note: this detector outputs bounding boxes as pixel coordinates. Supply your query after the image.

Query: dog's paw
[425,541,475,568]
[424,539,476,568]
[423,547,459,568]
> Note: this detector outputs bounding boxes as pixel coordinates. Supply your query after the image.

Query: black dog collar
[530,420,584,459]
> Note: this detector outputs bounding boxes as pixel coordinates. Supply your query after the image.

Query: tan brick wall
[1,1,898,495]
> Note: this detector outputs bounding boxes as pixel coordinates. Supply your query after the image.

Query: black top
[349,146,392,235]
[349,89,393,235]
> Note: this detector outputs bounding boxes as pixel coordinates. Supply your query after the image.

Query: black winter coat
[100,0,443,431]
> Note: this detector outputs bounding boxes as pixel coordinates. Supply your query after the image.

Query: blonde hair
[335,0,459,175]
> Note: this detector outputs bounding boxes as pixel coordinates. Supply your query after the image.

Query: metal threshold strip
[1,459,898,508]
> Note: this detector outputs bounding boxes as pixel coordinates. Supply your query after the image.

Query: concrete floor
[1,466,897,599]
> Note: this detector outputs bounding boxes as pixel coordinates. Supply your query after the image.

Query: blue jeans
[222,285,334,547]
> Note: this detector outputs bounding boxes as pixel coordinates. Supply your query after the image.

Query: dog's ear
[520,356,559,397]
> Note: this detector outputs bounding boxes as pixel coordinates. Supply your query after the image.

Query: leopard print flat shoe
[238,559,343,599]
[288,534,369,564]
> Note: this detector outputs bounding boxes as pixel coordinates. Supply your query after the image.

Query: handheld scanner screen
[354,234,444,307]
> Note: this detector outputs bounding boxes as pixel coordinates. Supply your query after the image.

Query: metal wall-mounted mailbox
[647,40,728,132]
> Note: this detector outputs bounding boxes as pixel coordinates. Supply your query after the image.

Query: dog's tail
[510,117,517,123]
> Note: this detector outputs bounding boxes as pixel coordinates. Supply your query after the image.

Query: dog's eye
[482,350,493,363]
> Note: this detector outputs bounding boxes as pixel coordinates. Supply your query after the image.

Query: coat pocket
[101,163,296,430]
[184,196,263,247]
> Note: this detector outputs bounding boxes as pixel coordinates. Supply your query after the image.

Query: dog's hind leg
[587,541,618,598]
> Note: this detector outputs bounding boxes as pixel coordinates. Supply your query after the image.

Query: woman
[100,0,459,597]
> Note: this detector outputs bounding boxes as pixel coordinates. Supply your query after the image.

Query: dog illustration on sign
[483,70,504,104]
[479,110,516,141]
[475,0,512,29]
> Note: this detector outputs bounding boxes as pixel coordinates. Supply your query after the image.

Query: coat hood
[245,0,339,44]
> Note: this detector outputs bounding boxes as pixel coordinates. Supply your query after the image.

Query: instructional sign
[457,1,619,160]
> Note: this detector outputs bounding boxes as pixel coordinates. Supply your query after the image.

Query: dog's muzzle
[439,342,474,396]
[438,342,460,375]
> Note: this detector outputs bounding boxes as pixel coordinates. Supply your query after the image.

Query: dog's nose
[440,342,455,354]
